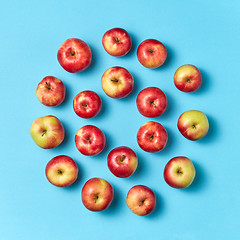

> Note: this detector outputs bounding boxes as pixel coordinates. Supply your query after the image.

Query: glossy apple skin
[164,156,195,188]
[177,110,209,141]
[45,155,78,187]
[36,76,65,107]
[107,146,138,178]
[137,121,168,152]
[73,90,102,118]
[174,64,202,92]
[101,66,134,98]
[30,115,65,149]
[137,39,167,68]
[126,185,156,216]
[136,87,167,117]
[81,178,114,211]
[102,28,131,56]
[57,38,92,73]
[75,125,105,156]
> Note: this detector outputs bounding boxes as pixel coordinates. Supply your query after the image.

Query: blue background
[1,0,239,239]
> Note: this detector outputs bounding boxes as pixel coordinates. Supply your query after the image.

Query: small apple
[102,28,131,56]
[137,39,167,68]
[73,90,102,118]
[177,110,209,140]
[137,121,168,152]
[101,66,134,98]
[174,64,202,92]
[75,125,105,156]
[30,115,65,149]
[45,155,78,187]
[136,87,167,118]
[81,177,114,211]
[164,156,196,188]
[126,185,156,216]
[57,38,92,73]
[107,146,138,178]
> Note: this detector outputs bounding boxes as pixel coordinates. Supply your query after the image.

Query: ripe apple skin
[107,146,138,178]
[36,76,65,107]
[126,185,156,216]
[75,125,105,156]
[73,90,102,118]
[81,177,114,211]
[57,38,92,73]
[30,115,65,149]
[137,121,168,152]
[177,110,209,141]
[101,66,134,98]
[164,156,195,188]
[137,39,167,68]
[45,155,78,187]
[174,64,202,92]
[102,28,132,56]
[136,87,167,118]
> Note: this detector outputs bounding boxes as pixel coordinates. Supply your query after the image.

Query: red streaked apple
[126,185,156,216]
[101,66,134,98]
[73,90,102,119]
[81,177,114,211]
[177,110,209,141]
[57,38,92,73]
[45,155,78,187]
[174,64,202,92]
[164,156,196,188]
[30,115,65,149]
[136,87,167,118]
[102,28,131,56]
[137,39,167,68]
[107,146,138,178]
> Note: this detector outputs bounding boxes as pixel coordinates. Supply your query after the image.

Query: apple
[73,90,102,118]
[174,64,202,92]
[137,121,168,152]
[101,66,134,98]
[102,28,131,56]
[177,110,209,141]
[36,76,65,107]
[57,38,92,73]
[45,155,78,187]
[136,87,167,118]
[30,115,65,149]
[81,177,114,211]
[164,156,196,188]
[137,39,167,68]
[75,125,105,156]
[126,185,156,216]
[107,146,138,178]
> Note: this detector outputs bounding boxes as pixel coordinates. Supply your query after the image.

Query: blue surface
[1,0,239,239]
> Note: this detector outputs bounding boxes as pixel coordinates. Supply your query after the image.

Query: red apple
[101,66,134,98]
[164,156,196,188]
[57,38,92,73]
[36,76,65,107]
[177,110,209,141]
[126,185,156,216]
[174,64,202,92]
[136,87,167,118]
[30,115,65,149]
[81,177,114,211]
[73,90,102,118]
[137,39,167,68]
[45,155,78,187]
[102,28,131,56]
[75,125,105,156]
[137,121,168,152]
[107,146,138,178]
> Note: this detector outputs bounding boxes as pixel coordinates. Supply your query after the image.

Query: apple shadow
[58,119,72,148]
[124,31,139,57]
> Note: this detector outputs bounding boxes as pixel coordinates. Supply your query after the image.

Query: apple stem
[41,130,47,136]
[45,82,51,90]
[111,78,119,83]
